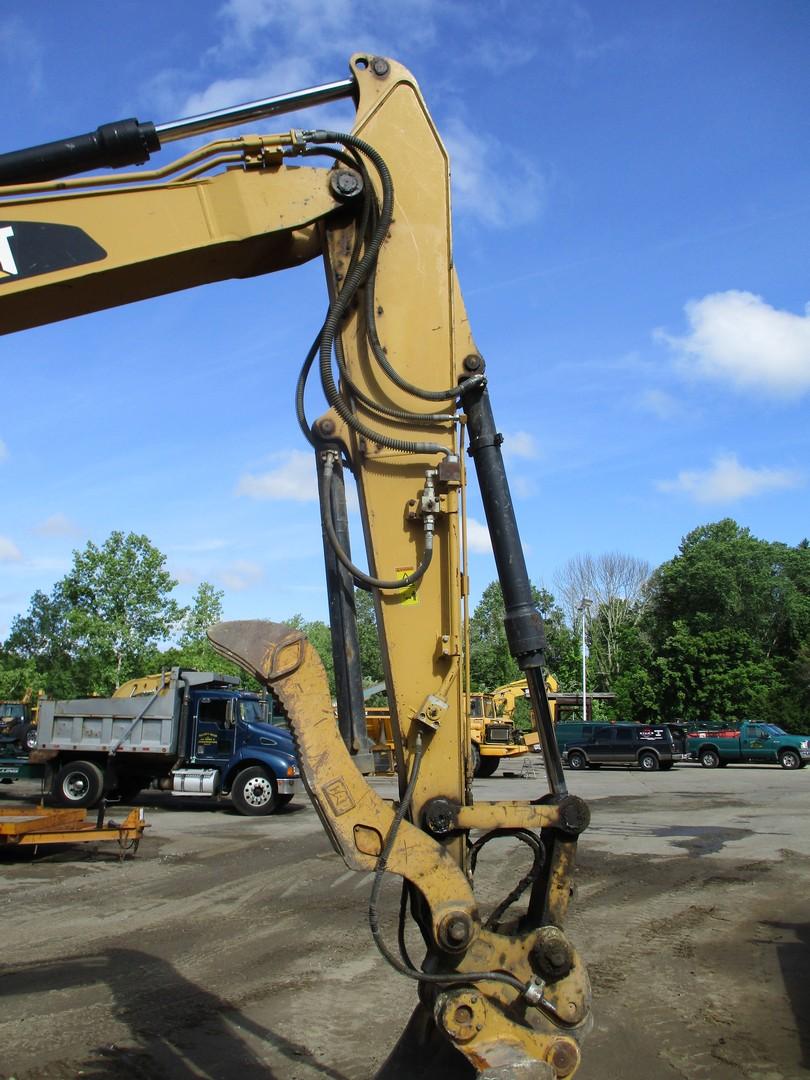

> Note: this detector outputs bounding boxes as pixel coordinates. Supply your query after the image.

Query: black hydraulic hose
[368,735,529,998]
[333,332,456,425]
[318,452,433,592]
[295,144,452,439]
[363,267,482,403]
[303,130,448,458]
[295,330,323,447]
[469,829,545,932]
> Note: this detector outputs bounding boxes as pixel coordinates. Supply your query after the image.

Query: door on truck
[192,696,237,764]
[739,724,771,763]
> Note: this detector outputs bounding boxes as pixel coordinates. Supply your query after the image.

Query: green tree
[643,520,810,729]
[355,589,384,688]
[173,581,226,672]
[3,587,79,697]
[61,532,185,690]
[605,622,661,723]
[3,532,186,695]
[469,581,577,691]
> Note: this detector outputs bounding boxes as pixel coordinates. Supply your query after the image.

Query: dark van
[556,722,689,772]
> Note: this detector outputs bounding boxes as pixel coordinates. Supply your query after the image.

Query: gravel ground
[1,760,808,1079]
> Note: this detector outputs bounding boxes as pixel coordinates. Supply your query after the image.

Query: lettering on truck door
[193,697,237,763]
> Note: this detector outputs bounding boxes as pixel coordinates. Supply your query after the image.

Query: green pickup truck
[688,722,810,770]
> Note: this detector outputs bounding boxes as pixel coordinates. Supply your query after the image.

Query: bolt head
[371,57,390,77]
[438,910,474,951]
[547,1039,579,1077]
[330,169,362,200]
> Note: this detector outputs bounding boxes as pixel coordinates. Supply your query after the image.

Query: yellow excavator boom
[0,55,590,1078]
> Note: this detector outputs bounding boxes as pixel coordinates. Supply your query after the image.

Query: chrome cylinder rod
[155,77,356,144]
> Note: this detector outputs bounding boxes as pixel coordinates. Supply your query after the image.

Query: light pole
[577,598,593,722]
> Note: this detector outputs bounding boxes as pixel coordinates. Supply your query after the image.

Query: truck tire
[638,750,659,771]
[53,761,104,808]
[779,749,802,770]
[471,743,481,777]
[231,766,279,816]
[476,755,500,778]
[699,747,720,769]
[567,750,587,770]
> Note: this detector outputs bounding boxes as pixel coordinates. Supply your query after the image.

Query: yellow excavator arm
[0,55,590,1079]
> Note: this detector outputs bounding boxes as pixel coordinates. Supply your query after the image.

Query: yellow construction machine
[0,56,591,1078]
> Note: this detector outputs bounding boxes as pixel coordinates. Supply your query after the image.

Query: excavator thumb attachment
[207,620,588,1080]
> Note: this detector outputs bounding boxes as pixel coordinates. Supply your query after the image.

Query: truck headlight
[800,740,809,750]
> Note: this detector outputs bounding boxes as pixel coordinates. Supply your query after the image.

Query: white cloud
[220,560,264,591]
[444,116,547,228]
[657,291,810,397]
[502,431,540,461]
[658,453,802,505]
[216,0,438,57]
[236,450,318,502]
[34,513,80,537]
[636,388,680,420]
[0,536,22,562]
[169,564,197,586]
[0,438,7,463]
[466,517,493,555]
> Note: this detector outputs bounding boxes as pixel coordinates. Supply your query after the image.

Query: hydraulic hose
[303,130,449,458]
[363,268,483,403]
[318,451,434,592]
[367,733,530,998]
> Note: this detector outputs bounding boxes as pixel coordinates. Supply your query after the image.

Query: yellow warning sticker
[396,568,418,605]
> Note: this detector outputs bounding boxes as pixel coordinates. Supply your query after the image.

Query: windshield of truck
[469,696,496,719]
[763,724,787,736]
[240,699,268,726]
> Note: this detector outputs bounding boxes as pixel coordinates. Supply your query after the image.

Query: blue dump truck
[688,721,810,770]
[29,668,301,815]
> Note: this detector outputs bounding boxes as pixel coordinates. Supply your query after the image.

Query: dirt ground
[1,762,808,1080]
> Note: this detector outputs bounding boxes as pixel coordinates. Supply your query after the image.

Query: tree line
[1,519,807,731]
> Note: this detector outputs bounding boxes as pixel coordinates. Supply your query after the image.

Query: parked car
[557,721,689,772]
[687,722,810,770]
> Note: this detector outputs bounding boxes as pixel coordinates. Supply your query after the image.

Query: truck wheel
[231,766,279,816]
[476,756,500,778]
[53,761,104,808]
[471,744,481,777]
[699,748,720,769]
[638,750,659,771]
[567,750,587,771]
[779,749,801,770]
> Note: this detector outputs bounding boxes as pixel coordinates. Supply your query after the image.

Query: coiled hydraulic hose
[303,130,450,458]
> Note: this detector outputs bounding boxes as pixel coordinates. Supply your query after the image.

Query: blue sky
[1,1,809,638]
